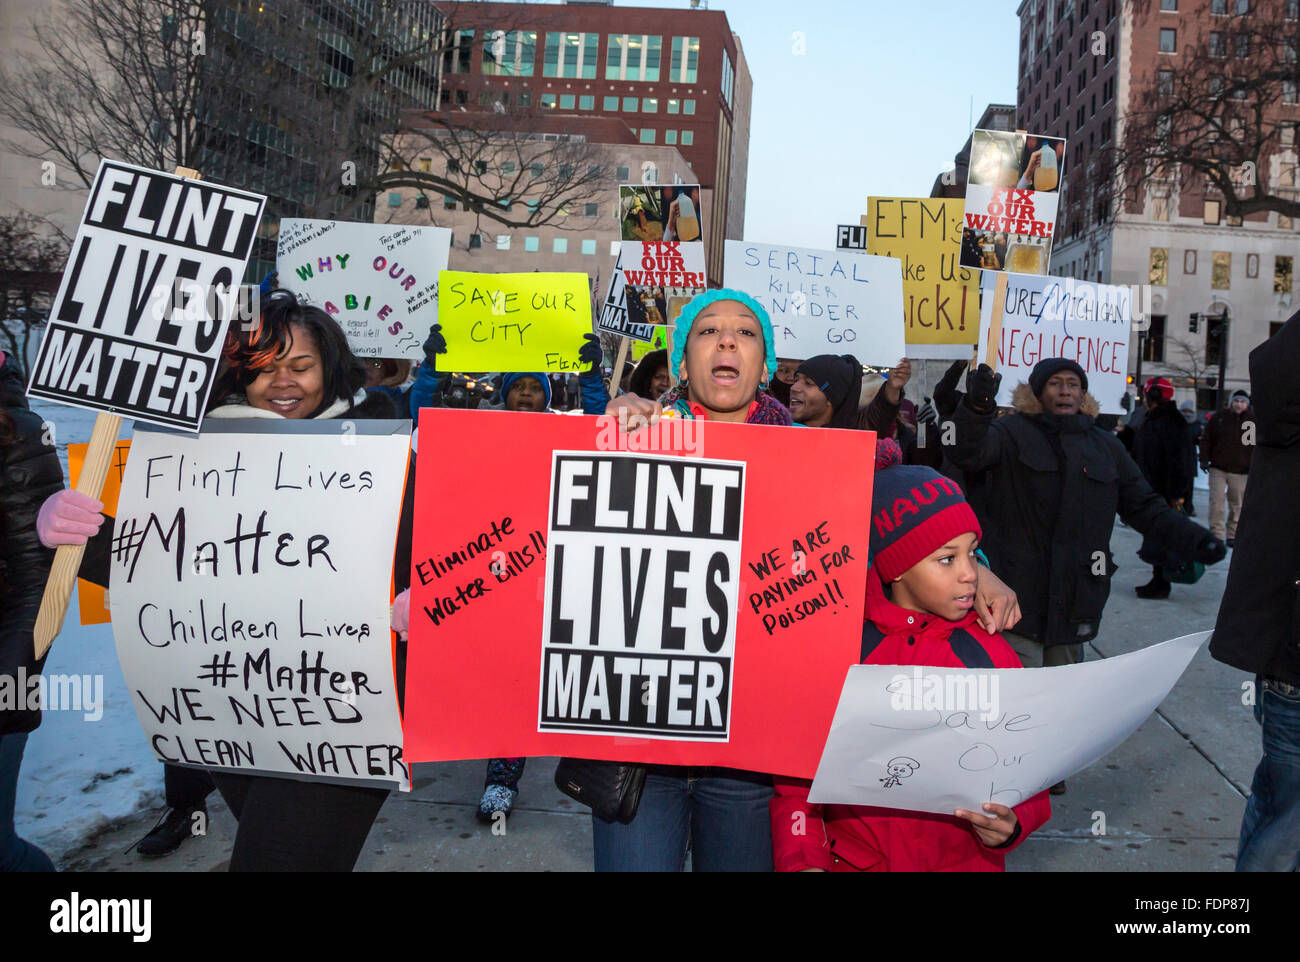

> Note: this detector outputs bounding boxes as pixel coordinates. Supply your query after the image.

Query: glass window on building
[1204,199,1221,224]
[643,98,658,112]
[722,50,735,109]
[670,36,700,83]
[415,195,429,209]
[683,99,696,115]
[606,34,625,80]
[582,239,597,255]
[443,194,456,209]
[1212,251,1231,289]
[526,199,540,212]
[639,128,656,144]
[665,130,677,145]
[546,32,598,78]
[497,235,511,251]
[584,203,598,217]
[525,236,540,252]
[680,130,694,146]
[1161,0,1177,9]
[469,234,482,249]
[502,161,517,173]
[530,162,544,177]
[542,93,558,108]
[606,34,663,81]
[623,96,638,111]
[616,166,630,180]
[1159,28,1176,53]
[667,98,680,114]
[1211,0,1227,11]
[517,91,532,107]
[419,157,432,172]
[604,95,619,110]
[543,32,561,76]
[1143,314,1167,363]
[553,237,568,254]
[1276,255,1294,292]
[482,30,536,76]
[579,94,594,109]
[388,192,403,207]
[446,29,474,74]
[560,94,575,110]
[1149,248,1169,285]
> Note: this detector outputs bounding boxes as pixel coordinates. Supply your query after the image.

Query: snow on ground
[14,399,158,862]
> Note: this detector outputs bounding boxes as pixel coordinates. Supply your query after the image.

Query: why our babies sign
[26,160,265,431]
[436,271,591,373]
[723,241,905,364]
[978,273,1134,414]
[404,410,874,776]
[108,421,412,789]
[277,219,451,360]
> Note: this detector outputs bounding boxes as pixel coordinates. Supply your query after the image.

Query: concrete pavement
[57,486,1256,872]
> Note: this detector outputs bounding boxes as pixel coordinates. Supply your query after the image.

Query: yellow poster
[68,439,132,625]
[438,271,591,373]
[631,328,668,360]
[866,197,980,351]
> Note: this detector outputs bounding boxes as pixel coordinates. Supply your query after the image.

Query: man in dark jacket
[1199,389,1254,547]
[1209,310,1300,872]
[0,350,61,871]
[1132,377,1198,598]
[943,358,1224,669]
[788,354,862,429]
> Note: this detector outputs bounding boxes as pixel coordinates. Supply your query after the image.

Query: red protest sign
[403,409,875,779]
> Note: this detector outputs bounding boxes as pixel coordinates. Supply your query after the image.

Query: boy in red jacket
[771,461,1052,871]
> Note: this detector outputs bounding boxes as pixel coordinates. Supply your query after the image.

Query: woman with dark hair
[37,291,406,871]
[626,349,671,402]
[0,350,62,871]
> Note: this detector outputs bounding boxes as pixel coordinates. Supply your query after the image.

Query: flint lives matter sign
[540,453,745,739]
[27,160,266,431]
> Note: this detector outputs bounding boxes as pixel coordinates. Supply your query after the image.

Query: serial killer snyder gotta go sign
[403,410,875,777]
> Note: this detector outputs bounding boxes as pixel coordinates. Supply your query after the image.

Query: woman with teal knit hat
[608,287,791,427]
[594,289,789,873]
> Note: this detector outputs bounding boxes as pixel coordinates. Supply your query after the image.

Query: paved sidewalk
[58,488,1255,872]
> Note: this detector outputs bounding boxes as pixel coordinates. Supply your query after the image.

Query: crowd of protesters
[4,280,1296,873]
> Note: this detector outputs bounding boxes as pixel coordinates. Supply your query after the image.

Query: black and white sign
[836,224,868,251]
[540,453,745,739]
[596,250,657,343]
[27,160,266,431]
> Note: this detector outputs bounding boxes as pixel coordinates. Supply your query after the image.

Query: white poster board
[109,421,412,790]
[977,273,1134,414]
[26,159,266,431]
[808,631,1207,814]
[277,219,451,360]
[723,241,906,364]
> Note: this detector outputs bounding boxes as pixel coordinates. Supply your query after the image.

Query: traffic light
[1189,313,1199,333]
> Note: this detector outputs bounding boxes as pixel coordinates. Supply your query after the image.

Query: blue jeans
[592,766,773,872]
[0,733,56,872]
[1237,676,1300,872]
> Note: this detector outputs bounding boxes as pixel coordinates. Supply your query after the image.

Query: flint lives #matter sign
[27,160,266,431]
[540,453,745,739]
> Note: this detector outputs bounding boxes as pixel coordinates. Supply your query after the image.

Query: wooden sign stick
[612,335,631,397]
[33,164,203,660]
[984,271,1010,374]
[666,326,677,389]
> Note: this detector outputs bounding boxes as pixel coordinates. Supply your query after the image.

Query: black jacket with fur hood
[943,382,1210,647]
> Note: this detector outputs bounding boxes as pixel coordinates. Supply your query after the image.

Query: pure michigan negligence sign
[540,452,745,738]
[27,160,266,431]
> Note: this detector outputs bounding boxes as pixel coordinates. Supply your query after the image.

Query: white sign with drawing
[807,631,1208,814]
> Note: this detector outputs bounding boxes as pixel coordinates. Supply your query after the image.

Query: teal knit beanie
[670,288,778,382]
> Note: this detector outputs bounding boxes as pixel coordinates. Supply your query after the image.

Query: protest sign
[631,329,668,360]
[959,129,1066,277]
[807,631,1207,814]
[835,224,868,251]
[621,242,707,328]
[26,160,265,431]
[68,440,132,626]
[977,273,1133,414]
[597,249,656,343]
[436,271,591,373]
[108,421,412,790]
[277,219,451,361]
[404,409,873,776]
[619,184,704,244]
[867,197,980,358]
[723,241,906,364]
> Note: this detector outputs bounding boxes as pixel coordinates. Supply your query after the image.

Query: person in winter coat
[1132,377,1199,598]
[597,288,791,872]
[858,359,943,468]
[37,292,405,872]
[789,354,862,429]
[771,455,1051,871]
[0,350,60,871]
[942,358,1225,670]
[1209,310,1300,872]
[1199,389,1255,547]
[626,349,671,402]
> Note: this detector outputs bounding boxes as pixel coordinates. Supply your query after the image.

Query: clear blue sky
[541,0,1022,248]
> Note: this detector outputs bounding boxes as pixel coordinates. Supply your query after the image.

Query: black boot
[1135,566,1171,599]
[135,805,204,858]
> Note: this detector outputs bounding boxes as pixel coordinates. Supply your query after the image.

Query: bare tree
[1161,333,1211,394]
[1119,0,1300,221]
[0,215,69,378]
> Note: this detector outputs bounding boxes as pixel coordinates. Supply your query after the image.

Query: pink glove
[36,489,105,548]
[391,588,411,638]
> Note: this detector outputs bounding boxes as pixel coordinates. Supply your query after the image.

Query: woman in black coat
[0,350,61,871]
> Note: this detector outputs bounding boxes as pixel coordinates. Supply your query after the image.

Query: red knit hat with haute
[869,465,982,582]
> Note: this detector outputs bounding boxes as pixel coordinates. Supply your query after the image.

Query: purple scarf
[660,387,793,426]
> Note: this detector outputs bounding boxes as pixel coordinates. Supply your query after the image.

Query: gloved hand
[258,270,279,297]
[579,332,603,371]
[934,359,967,418]
[916,397,938,426]
[1194,534,1228,565]
[391,588,411,639]
[36,489,105,548]
[423,323,448,369]
[964,363,1002,414]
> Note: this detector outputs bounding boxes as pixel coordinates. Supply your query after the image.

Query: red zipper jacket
[771,574,1052,871]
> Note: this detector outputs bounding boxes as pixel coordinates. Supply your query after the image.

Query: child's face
[892,532,981,622]
[506,377,547,411]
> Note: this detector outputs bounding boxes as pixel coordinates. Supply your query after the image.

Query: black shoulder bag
[553,758,647,824]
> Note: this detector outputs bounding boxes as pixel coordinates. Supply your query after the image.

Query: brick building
[1015,0,1299,407]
